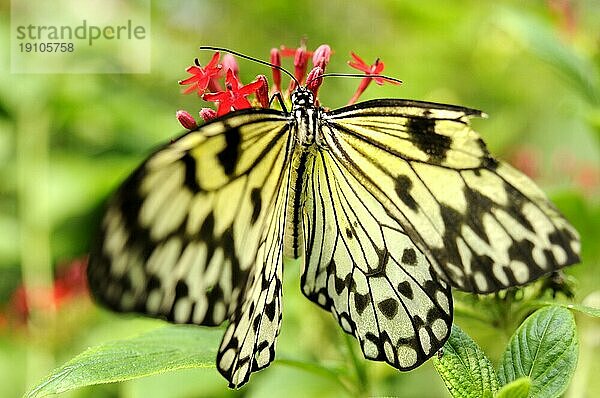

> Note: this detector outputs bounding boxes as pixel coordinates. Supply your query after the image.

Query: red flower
[179,52,222,95]
[508,146,540,180]
[577,164,600,194]
[281,43,314,91]
[6,257,89,324]
[293,47,311,85]
[203,69,264,116]
[176,43,403,124]
[347,52,401,104]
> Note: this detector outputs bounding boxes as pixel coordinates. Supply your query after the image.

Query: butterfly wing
[301,148,453,369]
[87,109,292,387]
[320,99,580,294]
[300,98,580,371]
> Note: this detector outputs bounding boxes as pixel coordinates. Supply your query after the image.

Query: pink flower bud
[255,75,270,108]
[176,110,198,129]
[221,54,239,77]
[312,44,331,69]
[293,47,310,86]
[199,108,217,122]
[270,48,281,93]
[306,66,324,100]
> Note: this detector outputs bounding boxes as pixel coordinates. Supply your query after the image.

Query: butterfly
[87,51,580,388]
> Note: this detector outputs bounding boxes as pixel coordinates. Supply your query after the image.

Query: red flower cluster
[3,257,89,326]
[176,42,401,129]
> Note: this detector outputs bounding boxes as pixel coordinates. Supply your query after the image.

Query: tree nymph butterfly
[87,45,580,388]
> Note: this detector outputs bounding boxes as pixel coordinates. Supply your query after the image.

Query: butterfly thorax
[290,87,322,147]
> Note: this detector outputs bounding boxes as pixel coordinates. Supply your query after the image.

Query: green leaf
[531,301,600,318]
[495,377,531,398]
[498,305,578,398]
[433,324,499,398]
[25,325,223,398]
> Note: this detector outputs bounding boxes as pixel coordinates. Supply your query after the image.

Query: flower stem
[342,331,369,396]
[276,358,354,396]
[16,99,55,386]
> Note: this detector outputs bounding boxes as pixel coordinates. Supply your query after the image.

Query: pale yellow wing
[88,109,291,387]
[321,99,580,294]
[301,148,453,369]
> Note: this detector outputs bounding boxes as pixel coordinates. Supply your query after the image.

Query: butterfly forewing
[321,99,580,294]
[88,109,292,385]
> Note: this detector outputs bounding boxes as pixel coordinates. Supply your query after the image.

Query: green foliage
[433,325,498,398]
[498,306,578,398]
[532,301,600,318]
[25,326,222,398]
[495,377,531,398]
[432,305,587,398]
[497,7,600,106]
[25,305,595,398]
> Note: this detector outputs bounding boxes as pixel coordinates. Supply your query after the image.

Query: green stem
[16,95,54,386]
[453,303,493,324]
[342,332,369,396]
[276,358,354,396]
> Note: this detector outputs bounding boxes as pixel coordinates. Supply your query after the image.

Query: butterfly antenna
[199,45,300,87]
[306,72,403,86]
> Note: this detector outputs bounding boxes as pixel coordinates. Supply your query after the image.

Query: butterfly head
[291,87,315,110]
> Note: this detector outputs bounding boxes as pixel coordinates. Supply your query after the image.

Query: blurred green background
[1,1,599,397]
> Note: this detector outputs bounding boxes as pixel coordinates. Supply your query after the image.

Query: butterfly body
[88,86,579,387]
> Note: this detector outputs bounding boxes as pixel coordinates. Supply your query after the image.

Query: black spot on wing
[253,314,262,331]
[180,152,201,192]
[354,292,370,315]
[217,127,241,175]
[378,298,399,319]
[397,281,414,300]
[483,156,499,170]
[175,280,189,299]
[199,211,215,239]
[462,186,496,243]
[548,228,580,265]
[401,248,417,265]
[502,185,537,233]
[395,175,418,211]
[407,117,451,162]
[265,300,276,321]
[203,284,224,326]
[146,275,161,291]
[250,187,262,225]
[474,138,499,170]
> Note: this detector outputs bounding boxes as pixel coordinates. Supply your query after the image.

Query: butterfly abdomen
[283,98,322,259]
[283,148,310,259]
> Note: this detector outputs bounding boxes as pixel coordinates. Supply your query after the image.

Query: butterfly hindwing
[301,148,453,369]
[217,152,290,387]
[321,99,580,294]
[87,109,291,386]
